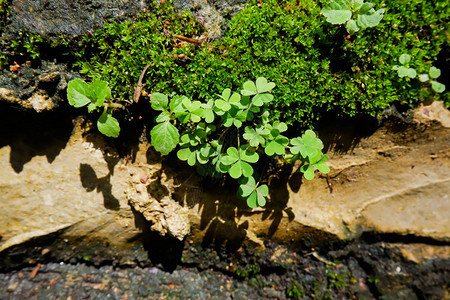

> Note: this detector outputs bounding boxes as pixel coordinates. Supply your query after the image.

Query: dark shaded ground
[1,239,449,299]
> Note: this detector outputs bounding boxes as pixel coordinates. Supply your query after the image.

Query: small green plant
[321,0,385,33]
[418,66,446,93]
[149,77,329,208]
[392,54,417,79]
[286,279,306,299]
[393,55,446,93]
[67,78,123,137]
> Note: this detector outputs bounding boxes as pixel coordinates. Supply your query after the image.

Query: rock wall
[0,102,448,255]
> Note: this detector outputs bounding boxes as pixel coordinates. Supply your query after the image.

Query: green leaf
[238,176,256,198]
[97,110,120,138]
[290,130,324,158]
[241,80,257,96]
[229,161,253,178]
[151,93,169,111]
[252,93,274,106]
[431,81,446,93]
[265,137,289,156]
[429,67,441,79]
[345,19,359,33]
[321,0,352,24]
[357,2,373,14]
[255,77,276,93]
[67,78,91,108]
[356,8,384,28]
[169,95,186,113]
[87,103,97,113]
[239,176,268,208]
[155,111,171,123]
[300,164,315,180]
[177,147,191,160]
[150,121,179,155]
[243,125,269,147]
[397,66,416,78]
[240,145,259,163]
[399,54,411,65]
[201,100,215,123]
[418,74,430,82]
[90,79,111,107]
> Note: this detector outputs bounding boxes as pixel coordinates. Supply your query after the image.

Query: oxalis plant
[67,78,123,137]
[321,0,385,33]
[393,54,446,93]
[149,78,330,208]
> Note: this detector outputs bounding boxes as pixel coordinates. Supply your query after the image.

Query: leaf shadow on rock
[0,104,74,173]
[317,115,378,154]
[79,163,121,210]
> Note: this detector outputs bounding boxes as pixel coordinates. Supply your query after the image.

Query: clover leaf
[241,77,275,106]
[431,81,446,93]
[222,107,248,128]
[429,66,441,79]
[264,121,289,156]
[300,154,330,180]
[201,99,216,123]
[290,129,324,159]
[238,176,268,208]
[321,0,384,33]
[220,146,259,179]
[243,125,270,147]
[175,97,204,123]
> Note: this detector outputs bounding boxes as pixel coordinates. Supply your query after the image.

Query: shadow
[0,103,74,173]
[316,114,378,154]
[131,206,184,271]
[79,163,120,210]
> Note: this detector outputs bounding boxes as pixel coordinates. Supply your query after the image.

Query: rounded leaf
[151,93,168,111]
[429,67,441,79]
[97,111,120,138]
[67,78,91,108]
[399,54,411,65]
[150,121,179,155]
[431,81,446,93]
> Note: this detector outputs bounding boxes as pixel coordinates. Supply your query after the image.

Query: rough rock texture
[6,0,148,39]
[0,61,74,112]
[173,0,249,39]
[0,102,449,256]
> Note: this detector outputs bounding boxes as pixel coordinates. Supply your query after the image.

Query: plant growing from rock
[393,55,446,93]
[67,78,123,137]
[321,0,385,33]
[392,54,417,79]
[418,66,446,93]
[149,77,330,208]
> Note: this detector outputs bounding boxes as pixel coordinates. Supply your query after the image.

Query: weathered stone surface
[0,107,449,254]
[173,0,248,39]
[6,0,147,39]
[0,61,73,112]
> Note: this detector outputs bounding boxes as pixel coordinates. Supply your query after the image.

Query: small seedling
[67,78,123,137]
[321,0,385,33]
[392,54,417,78]
[418,66,446,93]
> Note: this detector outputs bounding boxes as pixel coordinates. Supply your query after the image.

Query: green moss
[76,0,447,127]
[3,0,448,125]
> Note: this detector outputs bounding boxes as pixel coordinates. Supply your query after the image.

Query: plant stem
[105,102,125,110]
